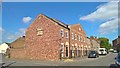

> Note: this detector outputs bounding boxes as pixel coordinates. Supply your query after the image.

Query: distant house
[112,36,120,51]
[90,36,100,51]
[10,36,25,49]
[0,43,10,54]
[86,37,91,55]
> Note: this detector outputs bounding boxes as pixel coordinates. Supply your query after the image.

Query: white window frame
[60,29,64,37]
[75,34,77,40]
[78,35,81,41]
[79,28,81,31]
[72,33,74,39]
[37,26,43,36]
[66,31,69,39]
[72,45,74,53]
[81,36,82,42]
[61,44,64,52]
[77,46,79,56]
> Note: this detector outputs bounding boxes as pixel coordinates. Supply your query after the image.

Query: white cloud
[80,2,118,35]
[80,2,118,21]
[7,35,16,40]
[0,27,4,32]
[0,27,4,43]
[18,28,26,36]
[98,18,119,34]
[22,16,32,23]
[7,28,26,40]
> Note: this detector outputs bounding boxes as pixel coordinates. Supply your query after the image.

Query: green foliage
[8,53,10,58]
[98,37,112,50]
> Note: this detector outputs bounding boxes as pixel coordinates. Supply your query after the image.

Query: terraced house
[10,14,91,61]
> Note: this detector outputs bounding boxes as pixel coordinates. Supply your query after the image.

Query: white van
[98,48,108,55]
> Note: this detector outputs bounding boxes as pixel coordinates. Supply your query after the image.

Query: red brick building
[10,14,91,61]
[112,36,120,51]
[69,24,90,58]
[90,36,100,51]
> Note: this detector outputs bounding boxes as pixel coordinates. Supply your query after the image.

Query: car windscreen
[89,51,96,54]
[99,49,104,51]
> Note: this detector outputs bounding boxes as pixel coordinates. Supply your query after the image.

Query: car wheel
[97,55,99,58]
[95,55,97,58]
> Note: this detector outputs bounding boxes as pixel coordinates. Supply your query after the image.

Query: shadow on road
[109,64,120,68]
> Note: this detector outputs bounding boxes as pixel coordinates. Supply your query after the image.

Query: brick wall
[25,14,63,60]
[10,49,27,59]
[69,24,87,57]
[10,14,88,61]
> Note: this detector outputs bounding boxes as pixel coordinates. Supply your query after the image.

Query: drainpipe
[68,26,71,58]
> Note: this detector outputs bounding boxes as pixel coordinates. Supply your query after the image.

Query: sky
[1,2,119,44]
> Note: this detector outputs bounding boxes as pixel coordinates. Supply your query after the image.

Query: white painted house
[0,43,10,54]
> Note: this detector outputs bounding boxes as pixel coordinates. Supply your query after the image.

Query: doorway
[66,45,68,57]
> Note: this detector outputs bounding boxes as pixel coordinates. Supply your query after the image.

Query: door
[66,45,68,57]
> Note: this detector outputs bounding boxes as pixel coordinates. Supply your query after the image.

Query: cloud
[0,27,4,32]
[98,18,119,34]
[22,16,32,23]
[79,2,118,35]
[0,27,4,43]
[80,2,118,21]
[7,35,16,40]
[7,28,26,40]
[18,28,26,36]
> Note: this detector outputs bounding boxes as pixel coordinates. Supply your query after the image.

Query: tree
[98,37,112,50]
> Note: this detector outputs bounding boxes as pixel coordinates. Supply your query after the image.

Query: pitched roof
[71,23,82,27]
[70,23,86,35]
[39,14,69,29]
[90,36,100,43]
[10,36,25,49]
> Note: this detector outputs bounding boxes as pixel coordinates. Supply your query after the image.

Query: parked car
[98,48,108,55]
[88,51,99,58]
[109,49,114,52]
[115,52,120,66]
[113,50,118,53]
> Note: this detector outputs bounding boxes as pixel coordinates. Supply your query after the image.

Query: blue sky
[1,2,118,44]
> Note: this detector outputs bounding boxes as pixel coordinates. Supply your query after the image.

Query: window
[78,35,81,41]
[79,28,81,31]
[61,44,64,52]
[66,45,68,57]
[77,46,79,56]
[60,29,64,37]
[66,31,69,38]
[81,36,82,42]
[60,43,64,58]
[1,50,5,53]
[72,33,74,39]
[37,25,43,36]
[75,34,77,40]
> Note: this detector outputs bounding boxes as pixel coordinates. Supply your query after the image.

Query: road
[60,52,117,66]
[3,52,118,67]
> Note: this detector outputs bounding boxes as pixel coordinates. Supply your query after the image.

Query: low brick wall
[10,49,27,59]
[10,48,60,61]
